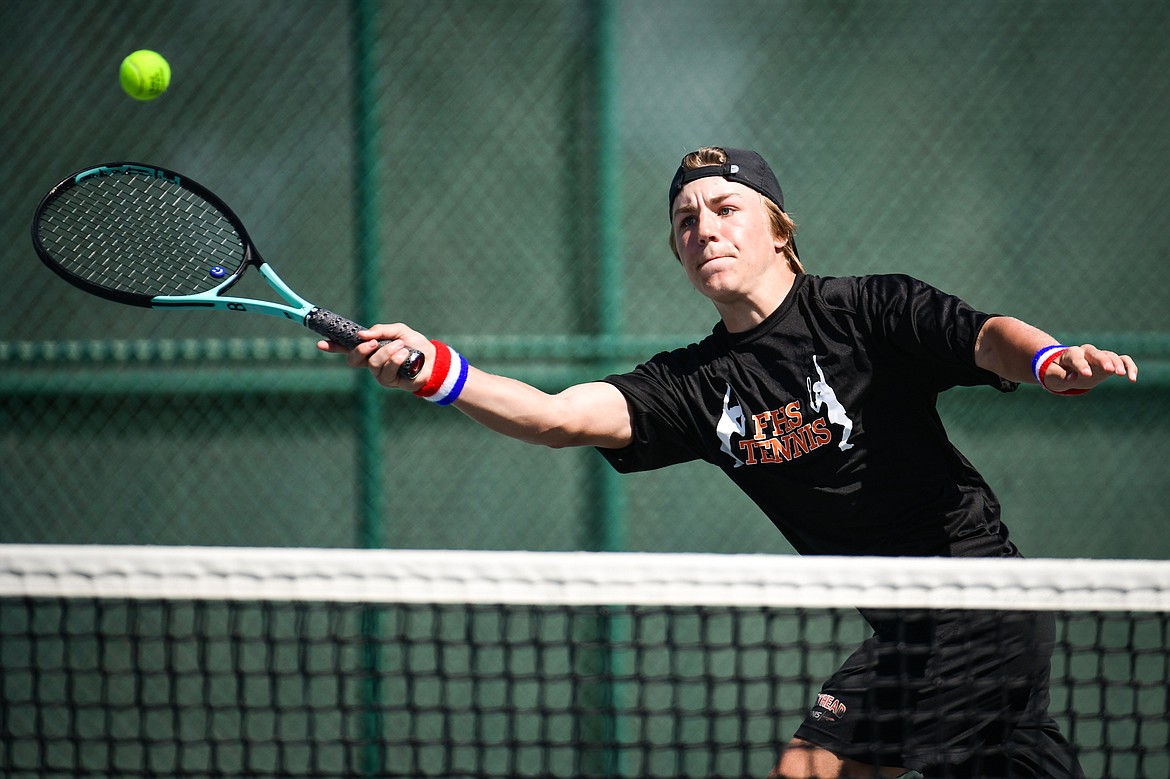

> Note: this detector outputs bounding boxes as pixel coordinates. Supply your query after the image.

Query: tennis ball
[119,50,171,101]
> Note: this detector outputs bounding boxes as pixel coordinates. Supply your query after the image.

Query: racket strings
[37,175,247,297]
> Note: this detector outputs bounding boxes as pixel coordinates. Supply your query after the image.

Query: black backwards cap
[668,147,797,257]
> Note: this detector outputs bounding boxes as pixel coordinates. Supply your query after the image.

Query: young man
[320,147,1137,778]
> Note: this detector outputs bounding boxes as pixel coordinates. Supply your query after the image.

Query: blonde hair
[668,146,804,274]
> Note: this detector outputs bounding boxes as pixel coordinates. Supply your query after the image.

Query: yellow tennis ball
[119,50,171,101]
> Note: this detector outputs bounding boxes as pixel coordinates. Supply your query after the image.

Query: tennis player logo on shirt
[716,356,856,467]
[717,385,749,467]
[808,356,854,451]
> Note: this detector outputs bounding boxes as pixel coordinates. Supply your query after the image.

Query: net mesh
[2,546,1168,778]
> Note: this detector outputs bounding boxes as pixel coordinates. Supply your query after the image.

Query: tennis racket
[31,161,424,378]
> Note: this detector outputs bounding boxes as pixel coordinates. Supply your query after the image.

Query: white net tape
[3,544,1168,611]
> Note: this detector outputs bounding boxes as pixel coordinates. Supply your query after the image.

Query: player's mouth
[697,253,733,269]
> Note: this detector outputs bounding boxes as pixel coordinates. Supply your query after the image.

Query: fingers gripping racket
[31,162,423,378]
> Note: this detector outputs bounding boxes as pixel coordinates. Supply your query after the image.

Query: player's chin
[688,265,731,292]
[690,273,742,303]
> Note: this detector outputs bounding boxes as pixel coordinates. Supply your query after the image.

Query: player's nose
[696,209,719,243]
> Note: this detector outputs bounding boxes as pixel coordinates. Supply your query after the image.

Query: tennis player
[321,147,1137,778]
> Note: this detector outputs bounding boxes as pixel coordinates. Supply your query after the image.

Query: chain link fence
[2,0,1168,557]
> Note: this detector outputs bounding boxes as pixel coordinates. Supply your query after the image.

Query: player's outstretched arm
[974,316,1138,392]
[317,323,634,450]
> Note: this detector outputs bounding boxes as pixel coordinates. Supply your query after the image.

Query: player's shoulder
[647,336,722,375]
[625,325,730,386]
[803,272,926,311]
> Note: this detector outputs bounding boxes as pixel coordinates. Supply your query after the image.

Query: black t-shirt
[599,273,1022,558]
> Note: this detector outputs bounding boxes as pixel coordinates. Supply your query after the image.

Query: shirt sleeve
[853,274,1018,393]
[595,351,707,474]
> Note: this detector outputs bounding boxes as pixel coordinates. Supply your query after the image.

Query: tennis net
[1,545,1167,778]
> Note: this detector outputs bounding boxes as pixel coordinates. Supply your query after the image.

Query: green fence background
[2,0,1168,558]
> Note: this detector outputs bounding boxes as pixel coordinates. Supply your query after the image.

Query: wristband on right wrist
[413,340,468,406]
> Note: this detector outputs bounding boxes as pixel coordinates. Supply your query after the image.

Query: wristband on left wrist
[1031,344,1089,396]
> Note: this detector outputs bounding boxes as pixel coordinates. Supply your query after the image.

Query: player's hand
[316,323,434,390]
[1044,344,1138,393]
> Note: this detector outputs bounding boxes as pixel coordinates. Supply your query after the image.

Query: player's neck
[715,272,797,333]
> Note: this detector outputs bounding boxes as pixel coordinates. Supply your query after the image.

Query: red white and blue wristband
[413,340,469,406]
[1031,345,1089,396]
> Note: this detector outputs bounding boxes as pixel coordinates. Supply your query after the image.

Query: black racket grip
[305,307,425,379]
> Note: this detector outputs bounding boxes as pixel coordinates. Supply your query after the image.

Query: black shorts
[793,608,1084,778]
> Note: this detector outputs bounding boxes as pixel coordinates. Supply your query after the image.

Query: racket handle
[305,307,425,379]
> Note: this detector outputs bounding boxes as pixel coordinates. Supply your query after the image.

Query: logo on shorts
[810,693,847,722]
